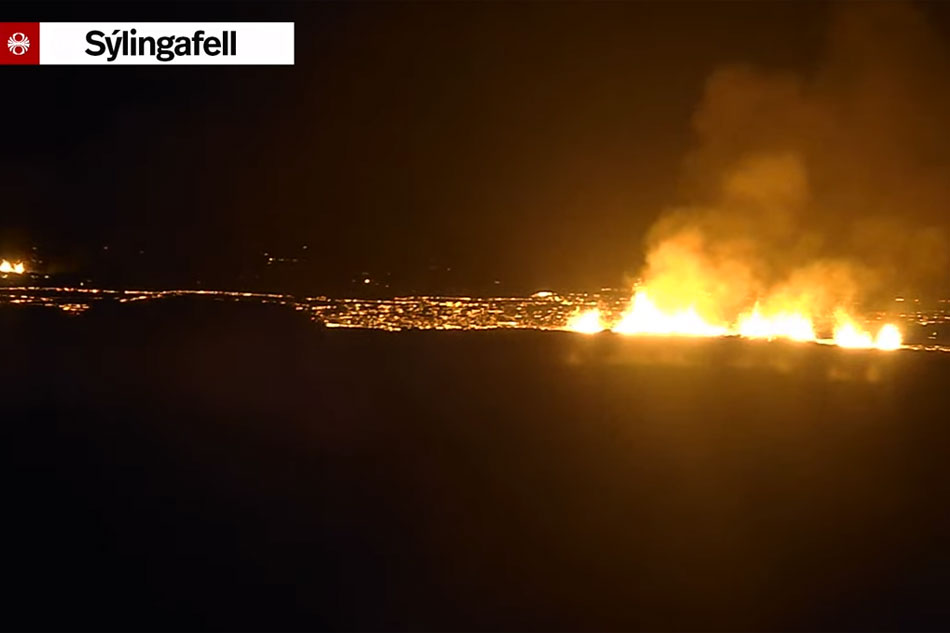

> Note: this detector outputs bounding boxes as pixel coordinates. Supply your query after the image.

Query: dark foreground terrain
[1,299,948,630]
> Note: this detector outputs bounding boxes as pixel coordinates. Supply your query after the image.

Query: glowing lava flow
[565,307,606,334]
[875,324,903,351]
[613,290,728,337]
[832,312,903,350]
[564,289,903,351]
[0,260,25,274]
[735,304,816,342]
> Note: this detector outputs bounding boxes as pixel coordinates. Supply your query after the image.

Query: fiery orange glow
[832,313,874,349]
[832,311,903,350]
[875,324,903,351]
[736,303,816,342]
[563,286,904,352]
[565,307,606,334]
[612,289,728,337]
[0,260,25,274]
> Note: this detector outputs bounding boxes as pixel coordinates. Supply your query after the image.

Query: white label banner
[39,22,294,65]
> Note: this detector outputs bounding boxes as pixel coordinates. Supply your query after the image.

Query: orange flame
[564,287,903,352]
[832,311,903,350]
[736,303,816,342]
[613,289,728,337]
[565,308,606,334]
[875,324,903,351]
[0,260,25,274]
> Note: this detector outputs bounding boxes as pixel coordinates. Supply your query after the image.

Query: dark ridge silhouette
[2,299,949,630]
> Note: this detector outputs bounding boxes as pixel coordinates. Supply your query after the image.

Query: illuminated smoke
[626,3,950,345]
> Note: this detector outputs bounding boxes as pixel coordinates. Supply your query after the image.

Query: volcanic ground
[2,298,949,630]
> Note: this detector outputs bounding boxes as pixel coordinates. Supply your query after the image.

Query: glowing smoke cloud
[627,4,950,342]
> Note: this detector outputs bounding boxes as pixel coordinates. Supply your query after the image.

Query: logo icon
[0,23,39,64]
[7,32,29,55]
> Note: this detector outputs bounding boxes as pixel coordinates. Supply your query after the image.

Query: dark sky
[5,1,944,293]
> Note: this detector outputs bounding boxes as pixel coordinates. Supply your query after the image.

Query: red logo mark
[0,23,39,65]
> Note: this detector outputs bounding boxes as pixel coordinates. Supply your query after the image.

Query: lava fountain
[565,288,903,351]
[0,260,26,274]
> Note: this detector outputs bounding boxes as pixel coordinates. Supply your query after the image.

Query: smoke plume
[639,3,950,320]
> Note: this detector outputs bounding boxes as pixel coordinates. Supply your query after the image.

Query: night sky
[4,2,950,293]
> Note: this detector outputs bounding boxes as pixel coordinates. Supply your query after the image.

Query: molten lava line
[565,289,904,351]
